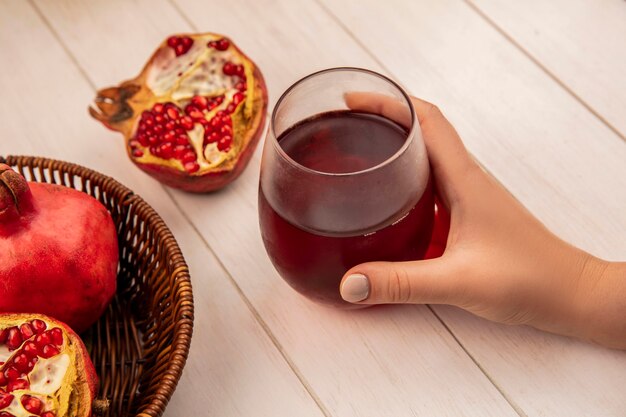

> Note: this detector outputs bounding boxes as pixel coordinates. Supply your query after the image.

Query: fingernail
[341,273,370,303]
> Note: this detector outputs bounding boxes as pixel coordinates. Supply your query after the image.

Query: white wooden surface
[1,0,625,416]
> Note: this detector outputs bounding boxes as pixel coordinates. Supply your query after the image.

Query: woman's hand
[340,93,626,349]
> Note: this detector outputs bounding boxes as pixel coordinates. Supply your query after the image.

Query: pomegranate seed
[156,114,166,124]
[222,115,232,126]
[216,38,230,51]
[49,328,63,346]
[235,81,246,91]
[221,125,233,136]
[183,162,200,173]
[198,118,210,129]
[0,392,14,409]
[173,44,186,56]
[0,412,15,417]
[41,412,56,417]
[191,95,208,110]
[150,146,157,155]
[154,124,165,135]
[166,107,179,120]
[136,135,149,146]
[166,36,179,47]
[41,345,60,359]
[207,40,216,48]
[0,328,8,344]
[22,341,38,358]
[164,121,176,131]
[0,373,6,386]
[185,105,204,120]
[7,378,28,392]
[216,95,225,104]
[163,131,176,143]
[235,64,244,76]
[206,131,220,144]
[27,357,38,369]
[218,135,233,151]
[6,328,21,350]
[148,136,159,145]
[182,151,196,163]
[159,143,173,159]
[181,36,193,48]
[5,366,19,381]
[176,135,189,145]
[34,332,51,348]
[21,395,43,415]
[226,103,236,114]
[174,145,187,159]
[180,116,194,130]
[129,140,141,148]
[209,117,222,130]
[153,103,164,114]
[132,149,144,158]
[207,100,218,110]
[233,92,245,105]
[222,62,236,76]
[13,354,29,373]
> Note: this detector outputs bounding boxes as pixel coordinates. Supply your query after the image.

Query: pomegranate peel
[90,33,268,192]
[0,164,118,334]
[0,313,97,417]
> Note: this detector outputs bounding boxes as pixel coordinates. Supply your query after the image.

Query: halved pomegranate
[90,33,268,192]
[0,314,97,417]
[0,164,118,334]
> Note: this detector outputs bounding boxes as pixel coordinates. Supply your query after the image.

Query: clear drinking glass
[258,68,434,307]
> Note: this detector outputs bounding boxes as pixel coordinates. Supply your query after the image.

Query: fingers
[345,92,478,205]
[340,257,462,305]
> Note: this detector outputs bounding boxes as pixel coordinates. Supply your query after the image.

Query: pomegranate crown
[0,164,33,221]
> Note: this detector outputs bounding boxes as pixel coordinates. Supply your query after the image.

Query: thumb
[340,258,461,305]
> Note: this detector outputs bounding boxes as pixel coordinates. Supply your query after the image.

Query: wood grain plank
[0,2,326,416]
[467,0,626,138]
[34,0,525,415]
[317,0,626,416]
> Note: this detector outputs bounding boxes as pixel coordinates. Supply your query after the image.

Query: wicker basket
[0,155,194,417]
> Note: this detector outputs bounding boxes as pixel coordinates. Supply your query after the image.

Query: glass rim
[270,67,417,178]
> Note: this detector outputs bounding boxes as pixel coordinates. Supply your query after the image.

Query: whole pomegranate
[0,313,98,417]
[0,164,118,334]
[90,33,268,192]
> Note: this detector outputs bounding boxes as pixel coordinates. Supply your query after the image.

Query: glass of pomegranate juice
[259,68,434,307]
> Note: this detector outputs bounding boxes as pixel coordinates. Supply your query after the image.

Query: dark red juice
[259,111,434,307]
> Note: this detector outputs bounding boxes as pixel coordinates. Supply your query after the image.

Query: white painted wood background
[1,0,625,416]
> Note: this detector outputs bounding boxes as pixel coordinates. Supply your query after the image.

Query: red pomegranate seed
[153,103,164,114]
[176,135,189,145]
[222,62,236,76]
[209,117,222,130]
[216,38,230,51]
[0,373,6,386]
[163,131,176,143]
[154,124,165,135]
[233,92,245,105]
[49,328,63,346]
[22,341,38,358]
[191,95,208,110]
[150,146,158,155]
[7,378,28,392]
[174,145,187,159]
[41,412,56,417]
[164,121,176,131]
[183,162,200,173]
[166,108,179,121]
[155,114,166,124]
[235,81,246,91]
[206,131,220,144]
[0,412,15,417]
[225,103,236,114]
[181,36,193,48]
[185,105,204,120]
[180,116,194,130]
[27,357,38,369]
[182,151,196,163]
[21,395,43,415]
[34,332,51,348]
[235,64,244,76]
[221,125,233,136]
[0,392,14,409]
[148,136,159,145]
[215,95,225,104]
[5,366,19,381]
[6,328,21,351]
[0,328,8,344]
[129,140,141,148]
[41,345,60,359]
[159,143,173,159]
[166,36,179,47]
[13,354,29,373]
[132,149,144,158]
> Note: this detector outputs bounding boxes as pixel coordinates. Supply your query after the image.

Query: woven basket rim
[0,154,194,417]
